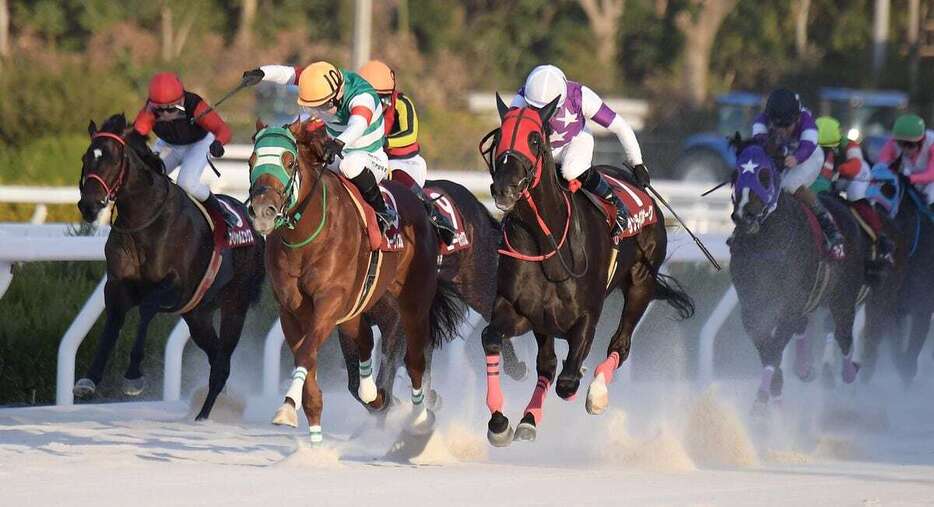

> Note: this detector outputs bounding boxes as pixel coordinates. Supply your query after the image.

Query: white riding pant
[153,133,214,201]
[388,154,428,187]
[781,147,824,193]
[327,149,389,182]
[552,129,595,181]
[836,159,870,201]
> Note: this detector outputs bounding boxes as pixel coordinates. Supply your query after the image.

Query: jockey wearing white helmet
[511,65,649,235]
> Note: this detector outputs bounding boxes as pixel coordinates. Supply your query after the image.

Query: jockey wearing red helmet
[133,72,236,227]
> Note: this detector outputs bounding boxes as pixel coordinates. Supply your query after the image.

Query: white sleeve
[260,65,297,86]
[510,91,527,108]
[336,94,380,146]
[582,86,643,166]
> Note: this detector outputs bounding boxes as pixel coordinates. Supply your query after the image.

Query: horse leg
[514,333,556,442]
[121,299,160,396]
[75,280,134,397]
[182,308,219,420]
[289,315,331,446]
[898,309,931,387]
[337,330,362,405]
[829,297,860,384]
[272,311,308,429]
[339,316,387,411]
[587,263,653,416]
[481,297,531,447]
[194,300,247,421]
[399,304,435,434]
[556,315,598,402]
[751,325,792,413]
[374,298,404,411]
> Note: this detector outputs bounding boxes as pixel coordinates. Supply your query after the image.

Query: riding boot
[351,170,399,238]
[581,168,629,238]
[800,190,845,260]
[205,193,238,231]
[410,183,456,245]
[877,234,895,266]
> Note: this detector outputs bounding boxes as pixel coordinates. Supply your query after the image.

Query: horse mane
[98,113,165,175]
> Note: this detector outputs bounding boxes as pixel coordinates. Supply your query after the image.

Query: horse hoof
[428,389,443,412]
[73,378,96,398]
[408,408,436,436]
[272,404,298,428]
[841,359,860,384]
[513,413,537,442]
[821,363,836,389]
[365,389,388,413]
[555,377,580,401]
[504,361,529,382]
[487,412,513,448]
[751,398,768,418]
[194,413,209,422]
[122,376,145,396]
[796,365,816,383]
[585,374,609,415]
[358,375,378,404]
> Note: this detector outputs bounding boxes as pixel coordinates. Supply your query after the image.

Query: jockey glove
[242,68,265,84]
[323,138,345,165]
[209,140,225,158]
[633,163,650,187]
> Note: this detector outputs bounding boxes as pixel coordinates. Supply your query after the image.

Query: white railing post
[0,261,12,299]
[698,285,738,385]
[56,275,108,405]
[162,320,190,402]
[262,319,285,398]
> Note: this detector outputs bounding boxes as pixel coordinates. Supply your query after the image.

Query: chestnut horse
[248,119,463,445]
[480,97,694,446]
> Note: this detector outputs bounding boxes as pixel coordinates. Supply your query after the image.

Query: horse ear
[287,118,302,139]
[88,120,97,138]
[537,96,560,125]
[255,118,267,132]
[495,92,509,120]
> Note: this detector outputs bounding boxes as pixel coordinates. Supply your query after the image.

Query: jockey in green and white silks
[243,61,397,231]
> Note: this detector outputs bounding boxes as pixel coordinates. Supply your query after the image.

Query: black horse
[480,97,693,446]
[76,113,265,420]
[729,141,867,409]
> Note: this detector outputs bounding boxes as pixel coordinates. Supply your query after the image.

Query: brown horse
[76,113,265,420]
[248,119,463,445]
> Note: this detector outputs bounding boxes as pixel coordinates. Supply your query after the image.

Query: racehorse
[479,96,694,446]
[248,118,463,444]
[729,141,867,409]
[865,161,934,385]
[75,113,265,420]
[337,176,530,414]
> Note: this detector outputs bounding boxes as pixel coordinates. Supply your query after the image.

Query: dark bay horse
[248,119,463,445]
[730,142,867,410]
[76,113,265,420]
[480,97,694,446]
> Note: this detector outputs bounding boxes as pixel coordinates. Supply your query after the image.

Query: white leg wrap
[309,425,323,444]
[411,387,424,406]
[285,367,308,406]
[358,359,377,404]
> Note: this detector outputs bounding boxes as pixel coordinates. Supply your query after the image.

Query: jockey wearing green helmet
[880,113,934,209]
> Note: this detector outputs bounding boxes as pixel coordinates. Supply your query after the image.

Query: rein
[85,132,170,233]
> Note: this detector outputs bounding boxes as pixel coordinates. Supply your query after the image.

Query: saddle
[336,175,405,252]
[578,171,657,241]
[173,193,256,314]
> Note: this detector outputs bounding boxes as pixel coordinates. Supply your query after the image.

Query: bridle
[82,132,129,204]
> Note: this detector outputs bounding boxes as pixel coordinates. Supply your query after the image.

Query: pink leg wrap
[594,352,621,383]
[486,354,504,413]
[524,376,551,424]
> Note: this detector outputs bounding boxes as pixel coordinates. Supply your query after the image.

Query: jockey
[242,61,398,234]
[356,59,456,244]
[878,113,934,211]
[752,88,844,259]
[510,64,649,237]
[132,72,238,229]
[815,116,894,264]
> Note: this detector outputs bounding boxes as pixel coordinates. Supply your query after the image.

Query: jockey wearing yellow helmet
[242,61,397,233]
[356,59,455,244]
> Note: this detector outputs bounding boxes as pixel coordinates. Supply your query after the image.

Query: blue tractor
[673,91,763,182]
[818,87,908,163]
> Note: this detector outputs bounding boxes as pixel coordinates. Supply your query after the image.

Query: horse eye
[881,183,895,198]
[529,133,542,150]
[758,170,771,187]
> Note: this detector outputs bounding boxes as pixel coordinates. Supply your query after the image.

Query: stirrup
[826,237,845,260]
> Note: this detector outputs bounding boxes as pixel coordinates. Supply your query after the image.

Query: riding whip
[191,73,265,124]
[701,179,731,197]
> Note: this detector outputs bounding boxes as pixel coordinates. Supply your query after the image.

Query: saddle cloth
[336,175,405,252]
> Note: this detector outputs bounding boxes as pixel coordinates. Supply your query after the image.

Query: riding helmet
[765,88,801,128]
[892,114,926,142]
[148,72,185,105]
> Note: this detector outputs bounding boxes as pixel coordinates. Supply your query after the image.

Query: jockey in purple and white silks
[510,65,649,236]
[752,88,844,259]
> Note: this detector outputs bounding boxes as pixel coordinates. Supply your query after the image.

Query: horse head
[488,93,560,212]
[866,161,902,218]
[78,113,161,223]
[730,143,781,235]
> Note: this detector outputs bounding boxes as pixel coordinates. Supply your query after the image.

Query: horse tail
[653,269,694,319]
[428,278,467,348]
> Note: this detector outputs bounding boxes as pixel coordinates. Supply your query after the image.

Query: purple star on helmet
[555,109,578,128]
[549,130,566,144]
[741,160,758,174]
